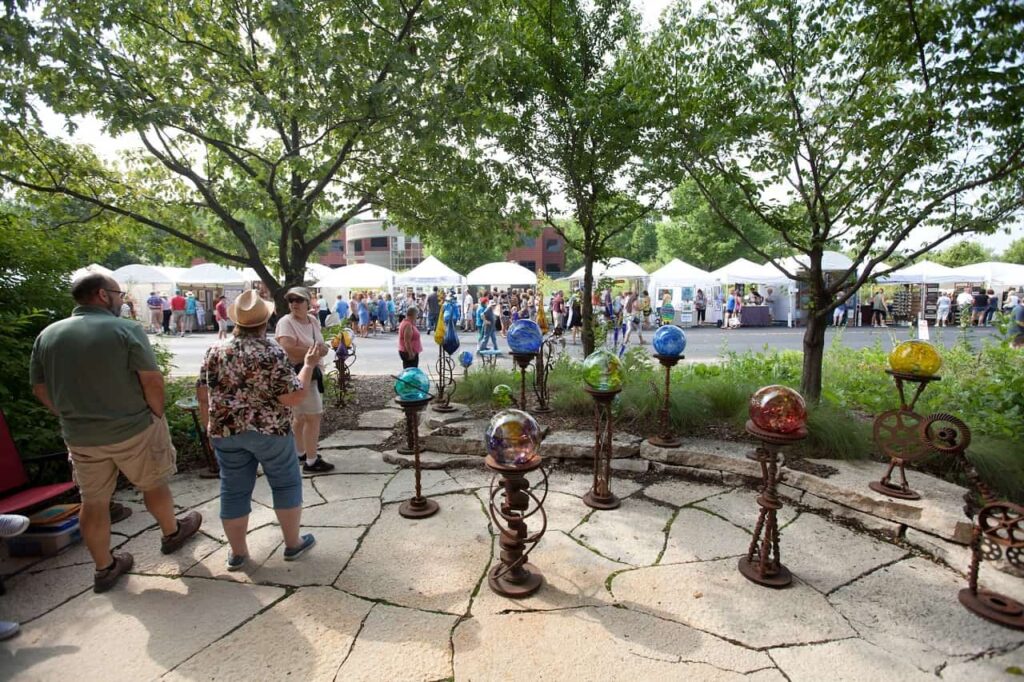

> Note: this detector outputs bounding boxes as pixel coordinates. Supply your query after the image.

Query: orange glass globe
[749,385,807,434]
[888,340,941,377]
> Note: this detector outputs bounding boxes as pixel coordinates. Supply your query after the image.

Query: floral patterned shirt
[198,336,300,437]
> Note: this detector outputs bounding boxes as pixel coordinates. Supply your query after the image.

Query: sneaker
[0,514,30,538]
[297,452,306,463]
[94,552,134,593]
[302,456,335,474]
[0,620,19,640]
[283,534,316,561]
[226,552,248,572]
[160,511,203,555]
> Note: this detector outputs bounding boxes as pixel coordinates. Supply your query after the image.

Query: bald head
[71,273,121,313]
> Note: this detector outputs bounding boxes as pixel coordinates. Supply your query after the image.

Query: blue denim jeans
[479,323,498,350]
[212,431,302,519]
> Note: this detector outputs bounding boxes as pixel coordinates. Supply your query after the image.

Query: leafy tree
[0,0,509,310]
[652,0,1024,401]
[1001,237,1024,265]
[480,0,673,354]
[931,241,996,267]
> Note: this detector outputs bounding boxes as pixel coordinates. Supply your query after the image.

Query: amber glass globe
[485,409,542,467]
[888,340,941,377]
[749,385,807,434]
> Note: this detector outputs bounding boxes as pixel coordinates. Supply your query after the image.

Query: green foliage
[1002,237,1024,265]
[452,367,519,406]
[931,242,995,268]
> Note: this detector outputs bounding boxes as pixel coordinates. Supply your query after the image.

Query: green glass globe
[582,349,623,392]
[491,384,514,408]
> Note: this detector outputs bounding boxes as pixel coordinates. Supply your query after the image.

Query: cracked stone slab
[798,491,904,539]
[454,607,773,679]
[644,479,732,508]
[419,419,490,455]
[107,501,158,538]
[166,586,371,682]
[650,460,740,487]
[319,429,391,449]
[317,447,399,474]
[312,473,393,502]
[0,562,94,624]
[253,526,363,587]
[541,430,643,459]
[610,457,650,472]
[1,575,283,681]
[542,468,644,500]
[382,449,482,469]
[639,438,761,478]
[116,527,222,577]
[940,645,1024,682]
[539,490,597,534]
[426,406,471,428]
[252,473,324,509]
[572,496,675,566]
[380,469,464,503]
[694,489,799,531]
[472,531,621,614]
[829,556,1024,671]
[448,468,497,491]
[299,498,381,527]
[612,559,855,649]
[661,508,751,564]
[780,512,907,594]
[337,603,458,681]
[184,497,278,542]
[166,473,223,509]
[770,638,935,682]
[357,408,404,429]
[185,524,284,583]
[335,493,491,613]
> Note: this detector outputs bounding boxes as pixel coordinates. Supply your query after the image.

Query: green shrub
[452,366,518,405]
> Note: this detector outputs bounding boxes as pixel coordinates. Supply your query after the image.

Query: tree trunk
[581,247,596,356]
[799,313,827,403]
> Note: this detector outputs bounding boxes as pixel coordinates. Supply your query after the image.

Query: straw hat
[228,290,274,328]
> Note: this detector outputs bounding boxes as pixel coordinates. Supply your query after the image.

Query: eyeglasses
[105,288,127,298]
[286,298,307,304]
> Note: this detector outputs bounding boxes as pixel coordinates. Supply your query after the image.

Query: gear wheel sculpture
[868,371,942,500]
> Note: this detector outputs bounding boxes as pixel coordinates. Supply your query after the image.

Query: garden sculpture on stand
[507,319,542,413]
[433,311,458,412]
[330,327,356,408]
[393,368,439,519]
[648,325,687,448]
[581,349,624,510]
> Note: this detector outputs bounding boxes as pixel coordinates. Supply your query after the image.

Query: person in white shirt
[462,290,475,332]
[316,294,329,327]
[1004,289,1021,312]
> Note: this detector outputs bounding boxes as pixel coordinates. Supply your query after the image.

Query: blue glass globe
[459,351,474,368]
[394,367,431,401]
[507,319,543,354]
[653,325,686,357]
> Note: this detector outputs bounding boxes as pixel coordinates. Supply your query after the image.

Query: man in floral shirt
[196,290,319,570]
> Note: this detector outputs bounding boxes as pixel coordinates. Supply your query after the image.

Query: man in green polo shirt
[30,273,203,593]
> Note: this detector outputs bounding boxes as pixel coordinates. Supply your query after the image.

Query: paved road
[159,323,1003,377]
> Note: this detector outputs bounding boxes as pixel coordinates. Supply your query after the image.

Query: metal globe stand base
[869,477,921,501]
[959,589,1024,630]
[584,387,622,511]
[739,421,806,589]
[433,347,457,413]
[647,353,683,448]
[486,455,548,599]
[510,352,537,413]
[869,371,941,500]
[394,396,439,520]
[532,336,558,414]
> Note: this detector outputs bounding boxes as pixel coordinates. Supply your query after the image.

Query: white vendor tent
[712,258,789,284]
[305,263,335,285]
[70,263,115,281]
[112,263,176,286]
[177,263,260,286]
[950,261,1024,287]
[395,255,465,288]
[649,258,715,288]
[466,262,537,287]
[877,260,961,284]
[152,266,189,283]
[774,250,855,275]
[567,257,648,282]
[317,262,396,290]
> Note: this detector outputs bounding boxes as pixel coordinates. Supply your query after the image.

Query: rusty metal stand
[869,371,941,500]
[332,345,356,408]
[433,346,457,412]
[647,353,684,448]
[510,352,537,413]
[486,455,548,597]
[738,421,806,588]
[175,398,219,478]
[396,396,439,519]
[532,334,561,414]
[583,387,622,510]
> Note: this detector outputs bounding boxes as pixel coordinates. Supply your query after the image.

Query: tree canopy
[931,241,996,268]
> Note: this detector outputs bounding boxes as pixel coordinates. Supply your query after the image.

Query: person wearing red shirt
[215,295,229,340]
[170,291,187,336]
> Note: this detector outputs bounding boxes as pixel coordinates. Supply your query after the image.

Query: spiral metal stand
[486,455,548,597]
[332,344,356,408]
[869,370,941,500]
[584,387,622,510]
[510,352,537,413]
[917,413,1024,630]
[433,345,457,412]
[647,353,684,448]
[395,396,439,519]
[532,334,562,414]
[738,421,807,588]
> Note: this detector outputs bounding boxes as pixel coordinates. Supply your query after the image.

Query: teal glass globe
[582,349,623,392]
[394,367,431,401]
[485,409,542,467]
[507,319,543,354]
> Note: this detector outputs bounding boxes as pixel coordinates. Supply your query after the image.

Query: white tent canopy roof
[177,263,259,286]
[711,258,789,284]
[877,260,961,284]
[70,263,115,281]
[466,261,537,287]
[950,261,1024,287]
[568,257,648,281]
[317,262,396,289]
[395,255,465,287]
[304,263,335,285]
[112,264,176,285]
[776,250,854,273]
[648,258,714,286]
[152,266,189,283]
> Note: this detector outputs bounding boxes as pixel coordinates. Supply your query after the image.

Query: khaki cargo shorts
[67,416,178,501]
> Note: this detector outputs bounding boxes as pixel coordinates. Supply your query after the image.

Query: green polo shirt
[30,305,160,446]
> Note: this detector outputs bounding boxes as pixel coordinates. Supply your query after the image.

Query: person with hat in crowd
[184,291,198,335]
[30,273,203,593]
[274,286,334,473]
[479,298,500,351]
[197,290,319,570]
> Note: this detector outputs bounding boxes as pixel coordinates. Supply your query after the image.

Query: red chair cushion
[0,411,29,494]
[0,482,77,515]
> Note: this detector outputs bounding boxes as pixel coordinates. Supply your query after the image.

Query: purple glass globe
[652,325,686,357]
[507,319,543,354]
[485,409,542,467]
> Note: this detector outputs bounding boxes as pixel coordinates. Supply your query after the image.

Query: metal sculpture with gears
[869,370,941,499]
[918,413,1024,630]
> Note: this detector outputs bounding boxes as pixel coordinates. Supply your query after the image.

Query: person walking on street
[872,289,887,327]
[936,291,951,327]
[426,286,440,333]
[161,294,172,334]
[972,288,989,326]
[479,300,500,351]
[334,295,349,327]
[146,291,163,334]
[184,292,197,334]
[984,289,999,326]
[30,274,202,593]
[316,293,329,328]
[197,290,318,570]
[215,295,229,340]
